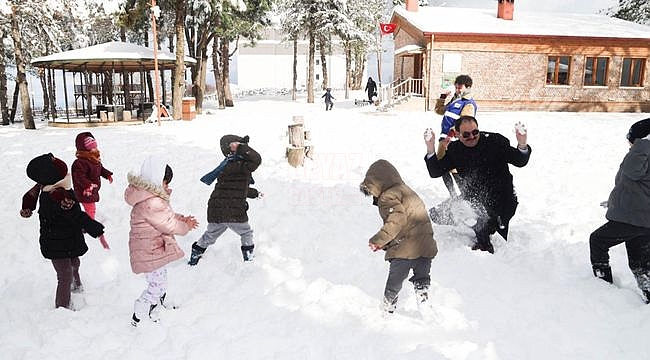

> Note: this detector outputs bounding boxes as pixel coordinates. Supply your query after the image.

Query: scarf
[76,149,101,164]
[200,154,255,186]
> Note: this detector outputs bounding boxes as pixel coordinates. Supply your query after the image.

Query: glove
[107,175,113,184]
[98,234,110,250]
[83,183,98,197]
[20,209,33,218]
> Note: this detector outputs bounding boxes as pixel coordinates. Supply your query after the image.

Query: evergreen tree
[609,0,650,24]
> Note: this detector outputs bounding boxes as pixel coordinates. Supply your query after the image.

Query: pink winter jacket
[124,173,190,274]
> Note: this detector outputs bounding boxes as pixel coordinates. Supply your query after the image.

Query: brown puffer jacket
[361,159,437,261]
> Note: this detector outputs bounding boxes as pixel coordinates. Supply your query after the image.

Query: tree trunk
[307,31,315,103]
[38,68,49,119]
[198,49,208,112]
[120,27,132,111]
[353,49,365,90]
[10,84,19,123]
[344,43,351,99]
[172,0,186,120]
[292,37,297,101]
[190,53,202,111]
[212,38,225,109]
[48,68,57,119]
[0,59,8,125]
[10,5,34,129]
[221,40,233,107]
[320,39,328,90]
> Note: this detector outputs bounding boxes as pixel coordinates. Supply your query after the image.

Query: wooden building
[390,0,650,112]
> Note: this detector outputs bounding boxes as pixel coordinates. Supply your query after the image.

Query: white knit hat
[139,154,167,185]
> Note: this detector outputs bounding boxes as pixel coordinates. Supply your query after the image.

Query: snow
[393,6,650,39]
[2,93,650,359]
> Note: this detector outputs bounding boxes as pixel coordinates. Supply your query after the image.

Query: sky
[1,92,650,359]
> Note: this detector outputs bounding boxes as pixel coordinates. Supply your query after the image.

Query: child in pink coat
[124,155,198,326]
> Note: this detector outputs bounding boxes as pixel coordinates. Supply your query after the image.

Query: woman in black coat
[365,77,377,103]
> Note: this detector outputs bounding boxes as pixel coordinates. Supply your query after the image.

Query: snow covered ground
[1,92,649,359]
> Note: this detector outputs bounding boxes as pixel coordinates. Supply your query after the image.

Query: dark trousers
[325,101,333,111]
[51,257,81,309]
[590,220,650,292]
[384,257,432,301]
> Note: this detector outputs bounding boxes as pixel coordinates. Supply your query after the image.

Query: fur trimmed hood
[125,172,170,206]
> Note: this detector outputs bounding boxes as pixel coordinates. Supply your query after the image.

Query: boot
[382,296,398,314]
[188,242,206,266]
[643,290,650,304]
[131,303,159,327]
[592,264,613,283]
[414,285,429,303]
[241,245,255,262]
[159,293,179,310]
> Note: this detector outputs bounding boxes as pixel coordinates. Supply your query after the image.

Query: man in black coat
[364,77,377,104]
[424,116,531,253]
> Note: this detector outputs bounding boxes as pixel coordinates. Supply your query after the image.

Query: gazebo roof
[31,41,196,72]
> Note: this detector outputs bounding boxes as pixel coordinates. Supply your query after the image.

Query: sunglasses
[461,129,479,139]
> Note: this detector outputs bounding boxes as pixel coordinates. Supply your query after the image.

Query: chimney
[497,0,514,20]
[406,0,418,12]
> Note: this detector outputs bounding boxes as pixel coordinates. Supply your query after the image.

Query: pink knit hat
[83,136,97,150]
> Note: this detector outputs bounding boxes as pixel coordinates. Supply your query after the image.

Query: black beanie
[26,153,67,185]
[627,118,650,144]
[219,134,249,156]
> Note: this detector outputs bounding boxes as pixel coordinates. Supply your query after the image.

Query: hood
[360,159,404,197]
[75,131,94,151]
[125,172,169,206]
[220,134,249,156]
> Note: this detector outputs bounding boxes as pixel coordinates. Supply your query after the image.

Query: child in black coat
[20,153,105,310]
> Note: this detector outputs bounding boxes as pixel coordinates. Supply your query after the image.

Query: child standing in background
[322,88,335,111]
[21,153,106,310]
[125,155,198,326]
[72,132,112,250]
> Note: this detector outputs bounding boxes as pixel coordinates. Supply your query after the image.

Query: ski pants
[134,267,167,316]
[197,222,254,248]
[590,220,650,292]
[384,257,432,302]
[51,257,81,309]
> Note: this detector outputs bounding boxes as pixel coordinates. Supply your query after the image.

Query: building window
[547,56,571,85]
[621,58,645,87]
[315,74,320,80]
[584,57,609,86]
[316,59,320,66]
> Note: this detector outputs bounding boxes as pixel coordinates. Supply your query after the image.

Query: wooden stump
[286,146,305,167]
[288,124,305,147]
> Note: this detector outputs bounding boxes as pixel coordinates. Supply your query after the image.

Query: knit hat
[219,134,249,156]
[626,118,650,144]
[139,154,168,186]
[26,153,68,185]
[75,131,96,151]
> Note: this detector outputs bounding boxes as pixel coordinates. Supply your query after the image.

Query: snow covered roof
[31,41,196,72]
[393,6,650,40]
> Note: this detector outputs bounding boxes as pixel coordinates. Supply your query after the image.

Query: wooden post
[288,124,305,147]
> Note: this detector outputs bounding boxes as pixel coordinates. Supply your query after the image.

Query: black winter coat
[207,143,261,223]
[37,189,104,259]
[425,132,531,220]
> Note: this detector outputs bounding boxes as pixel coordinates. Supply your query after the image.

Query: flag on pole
[379,23,397,35]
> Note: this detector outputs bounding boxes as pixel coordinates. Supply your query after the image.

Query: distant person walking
[322,88,335,111]
[365,77,377,104]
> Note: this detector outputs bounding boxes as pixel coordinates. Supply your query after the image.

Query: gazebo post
[62,67,70,123]
[79,72,86,118]
[86,65,92,122]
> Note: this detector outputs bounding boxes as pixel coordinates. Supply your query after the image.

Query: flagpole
[151,0,162,126]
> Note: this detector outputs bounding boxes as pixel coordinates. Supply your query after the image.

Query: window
[315,74,320,80]
[316,59,320,66]
[621,58,645,87]
[547,56,571,85]
[584,57,609,86]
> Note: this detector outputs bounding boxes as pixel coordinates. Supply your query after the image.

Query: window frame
[620,58,646,87]
[584,57,609,86]
[546,55,572,86]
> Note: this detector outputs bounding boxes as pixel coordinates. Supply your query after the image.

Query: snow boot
[159,293,179,310]
[414,285,429,303]
[382,296,398,314]
[241,245,255,262]
[592,264,613,284]
[188,242,206,266]
[131,303,159,327]
[643,290,650,304]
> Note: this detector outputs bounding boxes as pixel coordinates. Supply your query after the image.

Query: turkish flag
[379,23,397,35]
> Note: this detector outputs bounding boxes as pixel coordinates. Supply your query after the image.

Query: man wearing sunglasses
[424,116,531,253]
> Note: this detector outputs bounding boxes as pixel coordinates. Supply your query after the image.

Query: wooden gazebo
[31,41,196,124]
